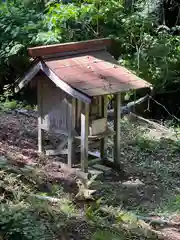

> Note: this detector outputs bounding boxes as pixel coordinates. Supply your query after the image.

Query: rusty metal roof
[16,39,151,100]
[43,49,150,96]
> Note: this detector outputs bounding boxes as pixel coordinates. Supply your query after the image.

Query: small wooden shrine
[15,38,151,173]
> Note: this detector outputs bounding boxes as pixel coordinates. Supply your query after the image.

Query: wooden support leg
[100,95,108,159]
[114,93,121,165]
[38,124,43,153]
[76,99,82,129]
[68,98,76,167]
[37,79,43,153]
[81,103,89,172]
[98,95,102,116]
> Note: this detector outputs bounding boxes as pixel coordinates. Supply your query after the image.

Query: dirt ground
[1,110,180,239]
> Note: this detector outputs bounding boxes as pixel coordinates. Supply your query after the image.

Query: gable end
[15,61,92,103]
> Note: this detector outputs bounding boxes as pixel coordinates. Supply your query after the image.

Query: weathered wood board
[39,76,71,135]
[89,117,107,135]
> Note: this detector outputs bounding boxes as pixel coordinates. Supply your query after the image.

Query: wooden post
[76,99,82,128]
[37,79,43,153]
[114,93,121,165]
[100,95,108,159]
[68,97,76,167]
[81,102,89,172]
[98,95,102,116]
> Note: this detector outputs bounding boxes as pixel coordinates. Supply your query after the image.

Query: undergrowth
[0,114,180,239]
[0,98,36,111]
[0,156,157,240]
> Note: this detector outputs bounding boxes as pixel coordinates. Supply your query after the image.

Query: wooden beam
[28,38,112,57]
[37,78,43,153]
[114,93,121,165]
[41,124,77,137]
[100,95,108,159]
[68,97,76,167]
[15,62,41,93]
[41,62,91,104]
[81,103,89,172]
[75,128,115,140]
[46,148,69,156]
[45,138,68,156]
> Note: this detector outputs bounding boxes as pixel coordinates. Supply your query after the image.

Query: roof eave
[15,61,92,104]
[41,61,92,103]
[15,61,42,93]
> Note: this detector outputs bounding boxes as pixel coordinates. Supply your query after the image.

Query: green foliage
[0,87,35,111]
[91,229,124,240]
[119,22,180,90]
[43,0,180,92]
[45,0,124,42]
[0,204,51,240]
[160,194,180,214]
[0,0,180,93]
[0,99,21,110]
[0,0,47,88]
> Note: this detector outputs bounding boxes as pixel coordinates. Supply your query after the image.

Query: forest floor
[1,110,180,239]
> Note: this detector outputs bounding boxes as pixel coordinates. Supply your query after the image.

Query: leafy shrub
[0,0,180,95]
[0,99,20,110]
[0,0,46,88]
[0,204,53,240]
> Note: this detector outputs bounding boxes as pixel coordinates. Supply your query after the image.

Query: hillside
[0,109,180,239]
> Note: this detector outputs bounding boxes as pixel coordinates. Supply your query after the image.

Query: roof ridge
[41,46,106,60]
[28,38,112,57]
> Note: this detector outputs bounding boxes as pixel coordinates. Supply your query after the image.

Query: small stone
[0,156,8,165]
[122,179,145,187]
